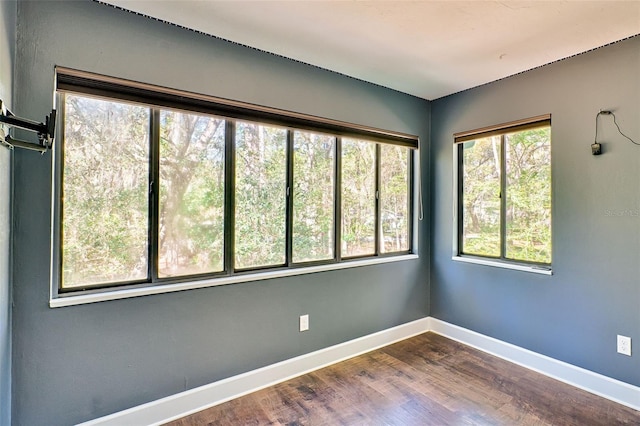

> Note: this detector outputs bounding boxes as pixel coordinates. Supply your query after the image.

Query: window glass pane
[380,145,409,253]
[61,94,150,288]
[505,127,551,263]
[159,111,225,277]
[235,121,287,269]
[293,131,335,263]
[341,138,376,257]
[461,136,501,257]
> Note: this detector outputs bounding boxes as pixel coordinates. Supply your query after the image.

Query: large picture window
[55,69,417,295]
[455,116,552,268]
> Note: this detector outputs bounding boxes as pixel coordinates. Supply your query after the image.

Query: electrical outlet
[617,335,631,356]
[299,314,309,332]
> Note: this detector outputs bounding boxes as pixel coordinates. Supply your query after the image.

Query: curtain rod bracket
[4,135,48,154]
[0,101,56,152]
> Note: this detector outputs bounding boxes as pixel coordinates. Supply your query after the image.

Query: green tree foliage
[380,145,409,253]
[341,139,376,257]
[62,95,150,287]
[505,128,552,263]
[235,122,287,269]
[461,136,501,257]
[293,131,334,262]
[159,111,225,277]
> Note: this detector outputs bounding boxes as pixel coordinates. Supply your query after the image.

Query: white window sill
[50,254,420,308]
[452,256,552,275]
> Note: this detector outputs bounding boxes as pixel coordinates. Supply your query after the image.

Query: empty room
[0,1,639,425]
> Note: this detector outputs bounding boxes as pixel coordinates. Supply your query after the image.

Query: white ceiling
[102,1,640,100]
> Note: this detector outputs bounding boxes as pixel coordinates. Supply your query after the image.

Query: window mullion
[335,137,342,262]
[457,144,464,255]
[55,93,67,294]
[225,120,236,274]
[500,134,507,260]
[149,109,160,282]
[408,149,415,254]
[375,144,382,255]
[285,130,294,266]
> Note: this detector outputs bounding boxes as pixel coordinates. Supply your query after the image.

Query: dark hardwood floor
[165,332,640,425]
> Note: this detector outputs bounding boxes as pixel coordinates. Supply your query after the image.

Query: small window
[455,116,552,267]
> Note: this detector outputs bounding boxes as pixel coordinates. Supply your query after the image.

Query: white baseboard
[81,316,639,425]
[79,317,432,426]
[428,317,640,412]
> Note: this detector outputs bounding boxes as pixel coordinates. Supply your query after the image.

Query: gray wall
[0,1,16,425]
[431,37,640,386]
[12,1,430,425]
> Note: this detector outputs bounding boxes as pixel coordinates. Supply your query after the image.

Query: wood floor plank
[164,332,640,425]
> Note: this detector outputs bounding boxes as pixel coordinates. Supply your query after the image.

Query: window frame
[50,68,419,306]
[452,115,552,275]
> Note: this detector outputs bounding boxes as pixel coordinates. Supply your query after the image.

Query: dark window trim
[335,137,343,263]
[224,121,236,275]
[56,67,419,148]
[375,144,382,255]
[285,130,295,266]
[454,115,551,144]
[149,110,161,282]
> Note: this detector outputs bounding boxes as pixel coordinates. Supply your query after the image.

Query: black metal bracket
[0,100,56,152]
